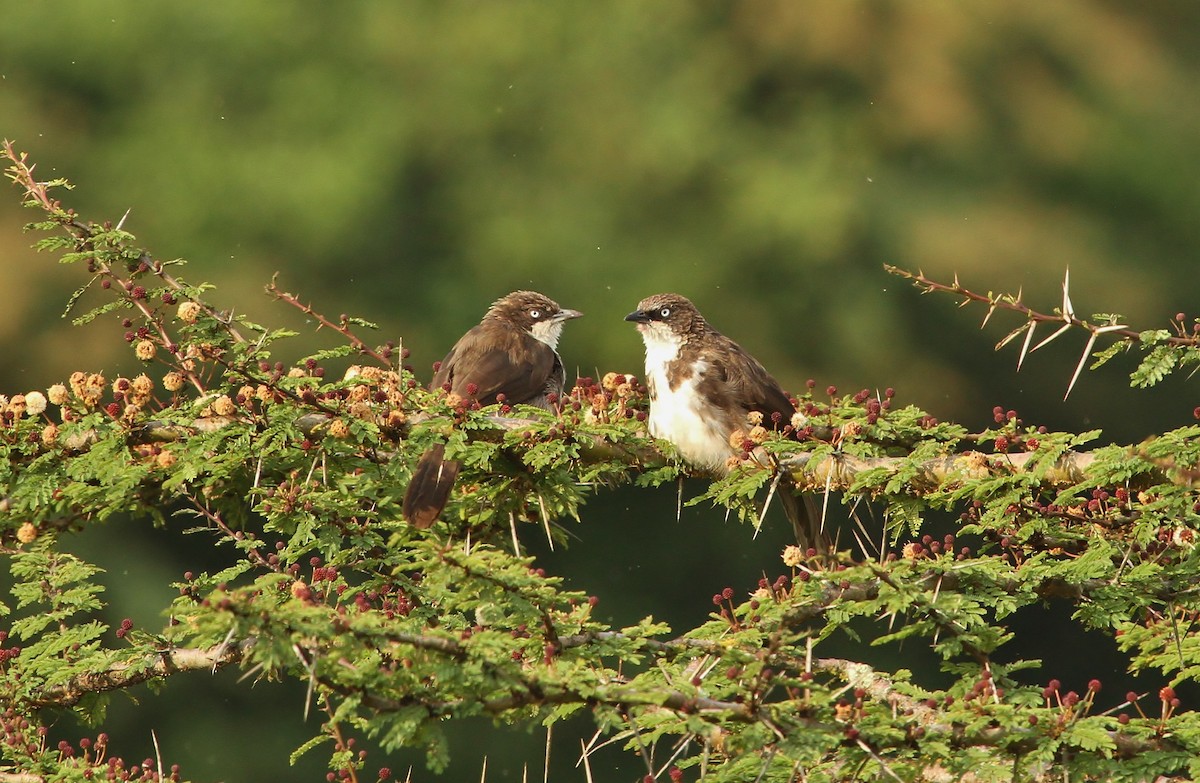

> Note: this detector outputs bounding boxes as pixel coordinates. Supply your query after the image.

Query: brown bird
[430,290,582,410]
[403,291,582,529]
[625,293,826,549]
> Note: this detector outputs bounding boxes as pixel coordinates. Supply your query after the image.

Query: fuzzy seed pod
[47,384,70,406]
[6,394,25,417]
[130,374,154,396]
[24,391,47,417]
[211,395,236,417]
[176,301,202,324]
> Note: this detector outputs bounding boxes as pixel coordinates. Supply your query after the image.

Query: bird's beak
[556,308,583,321]
[624,310,650,323]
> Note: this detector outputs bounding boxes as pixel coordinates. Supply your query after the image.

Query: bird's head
[624,293,704,345]
[487,291,582,348]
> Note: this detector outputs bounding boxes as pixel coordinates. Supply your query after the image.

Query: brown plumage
[403,291,582,529]
[431,291,581,409]
[402,444,461,530]
[625,293,792,474]
[626,293,826,550]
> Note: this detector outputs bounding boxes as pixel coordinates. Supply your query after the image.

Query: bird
[403,291,582,529]
[625,293,826,550]
[429,290,583,410]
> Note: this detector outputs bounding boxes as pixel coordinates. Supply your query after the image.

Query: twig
[886,265,1168,345]
[266,275,393,367]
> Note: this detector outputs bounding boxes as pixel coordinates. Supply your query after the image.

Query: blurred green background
[3,2,1200,780]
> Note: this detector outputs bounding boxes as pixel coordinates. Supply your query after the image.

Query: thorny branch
[266,275,394,368]
[18,619,1192,768]
[0,406,1168,543]
[887,265,1200,398]
[28,643,245,708]
[3,139,247,396]
[886,265,1185,347]
[337,644,1186,763]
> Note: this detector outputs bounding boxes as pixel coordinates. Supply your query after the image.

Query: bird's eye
[659,307,671,318]
[529,309,542,319]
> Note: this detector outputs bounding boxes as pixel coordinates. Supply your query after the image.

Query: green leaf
[289,734,330,765]
[1130,344,1178,388]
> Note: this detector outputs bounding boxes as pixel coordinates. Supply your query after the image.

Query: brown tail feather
[779,483,832,553]
[402,444,461,529]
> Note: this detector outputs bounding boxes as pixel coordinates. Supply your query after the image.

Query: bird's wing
[436,327,558,405]
[430,345,458,390]
[714,336,795,425]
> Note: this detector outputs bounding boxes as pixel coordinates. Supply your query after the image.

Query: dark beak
[624,310,650,323]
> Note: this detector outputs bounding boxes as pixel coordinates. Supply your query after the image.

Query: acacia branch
[29,643,244,708]
[44,409,1134,490]
[23,562,1174,714]
[350,668,755,721]
[265,275,394,367]
[348,648,1188,764]
[0,773,44,783]
[886,265,1196,347]
[780,448,1098,491]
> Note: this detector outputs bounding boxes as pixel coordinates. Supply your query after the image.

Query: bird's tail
[402,443,461,529]
[779,481,832,554]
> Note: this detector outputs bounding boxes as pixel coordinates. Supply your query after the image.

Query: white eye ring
[529,309,541,319]
[659,307,671,318]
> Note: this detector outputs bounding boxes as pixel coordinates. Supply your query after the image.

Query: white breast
[639,326,734,474]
